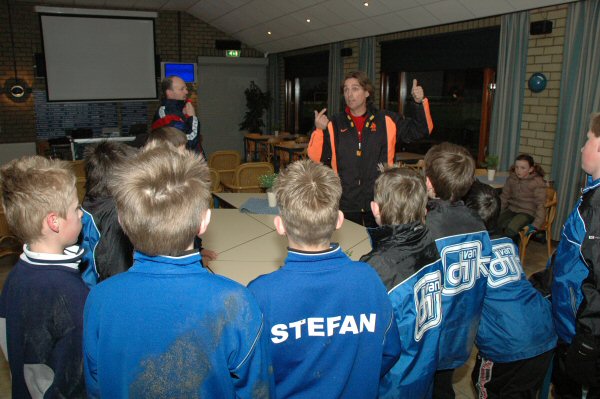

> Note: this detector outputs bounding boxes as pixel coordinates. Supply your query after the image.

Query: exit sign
[226,50,241,57]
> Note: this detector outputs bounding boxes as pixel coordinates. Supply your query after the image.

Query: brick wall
[0,0,263,146]
[519,5,567,175]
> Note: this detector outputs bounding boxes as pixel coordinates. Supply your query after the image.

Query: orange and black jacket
[308,100,433,214]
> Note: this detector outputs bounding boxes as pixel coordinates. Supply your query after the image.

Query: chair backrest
[234,162,274,192]
[76,177,87,203]
[543,187,558,230]
[70,160,86,178]
[208,150,241,171]
[474,168,487,176]
[209,168,221,192]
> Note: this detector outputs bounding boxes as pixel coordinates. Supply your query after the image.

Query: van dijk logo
[414,271,442,341]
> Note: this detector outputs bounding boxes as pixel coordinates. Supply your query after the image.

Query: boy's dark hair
[424,142,475,201]
[84,141,137,201]
[590,112,600,137]
[513,153,545,178]
[374,166,427,225]
[464,180,501,232]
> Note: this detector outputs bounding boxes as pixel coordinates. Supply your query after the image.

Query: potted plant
[259,173,278,207]
[482,154,499,181]
[239,81,271,134]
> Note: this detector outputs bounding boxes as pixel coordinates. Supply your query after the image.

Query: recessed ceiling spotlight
[267,31,272,35]
[363,1,369,6]
[306,18,311,23]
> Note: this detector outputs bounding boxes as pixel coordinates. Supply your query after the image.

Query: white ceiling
[17,0,574,53]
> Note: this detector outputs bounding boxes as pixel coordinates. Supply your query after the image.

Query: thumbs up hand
[411,79,424,104]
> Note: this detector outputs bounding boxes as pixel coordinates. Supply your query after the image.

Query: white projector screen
[40,14,157,102]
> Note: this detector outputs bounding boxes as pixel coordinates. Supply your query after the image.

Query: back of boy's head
[0,156,76,243]
[84,141,137,200]
[590,112,600,137]
[374,166,427,225]
[424,142,475,201]
[464,180,500,231]
[144,127,187,151]
[275,160,342,247]
[110,147,211,256]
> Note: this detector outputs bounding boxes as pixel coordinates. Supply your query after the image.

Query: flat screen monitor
[161,62,197,83]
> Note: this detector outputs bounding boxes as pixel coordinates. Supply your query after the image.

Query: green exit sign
[226,50,241,57]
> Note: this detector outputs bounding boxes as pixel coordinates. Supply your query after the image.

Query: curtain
[267,53,281,134]
[358,37,375,81]
[551,0,600,240]
[328,42,343,114]
[488,11,529,171]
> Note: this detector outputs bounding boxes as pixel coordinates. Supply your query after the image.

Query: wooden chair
[208,150,241,187]
[209,168,221,193]
[265,136,283,163]
[0,211,22,260]
[221,162,274,193]
[474,168,487,176]
[70,160,86,178]
[404,159,425,174]
[519,187,558,265]
[76,177,87,203]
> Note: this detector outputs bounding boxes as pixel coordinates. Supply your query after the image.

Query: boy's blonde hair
[590,112,600,137]
[0,156,76,243]
[424,142,475,201]
[374,166,427,225]
[275,160,342,247]
[110,147,211,256]
[144,127,187,151]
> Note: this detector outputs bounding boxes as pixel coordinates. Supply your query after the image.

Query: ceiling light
[267,31,272,35]
[363,1,369,6]
[306,18,311,23]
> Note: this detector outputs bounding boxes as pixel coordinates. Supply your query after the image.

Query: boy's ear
[46,212,60,234]
[198,209,211,236]
[426,177,436,198]
[274,215,286,236]
[370,201,380,218]
[335,210,344,230]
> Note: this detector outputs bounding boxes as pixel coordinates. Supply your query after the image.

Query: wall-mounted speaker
[530,20,553,35]
[215,40,242,50]
[34,53,46,77]
[340,48,352,57]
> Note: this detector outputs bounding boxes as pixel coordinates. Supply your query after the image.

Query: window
[380,28,499,162]
[284,51,328,134]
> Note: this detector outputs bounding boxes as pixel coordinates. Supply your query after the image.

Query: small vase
[267,190,277,207]
[487,169,496,181]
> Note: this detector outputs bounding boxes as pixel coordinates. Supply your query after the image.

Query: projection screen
[40,12,157,102]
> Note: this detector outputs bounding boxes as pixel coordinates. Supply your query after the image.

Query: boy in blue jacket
[551,112,600,397]
[464,180,557,398]
[248,160,401,399]
[0,156,88,398]
[83,147,273,398]
[423,142,493,398]
[360,166,444,399]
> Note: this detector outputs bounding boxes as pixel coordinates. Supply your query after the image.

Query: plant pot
[487,169,496,181]
[267,190,277,207]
